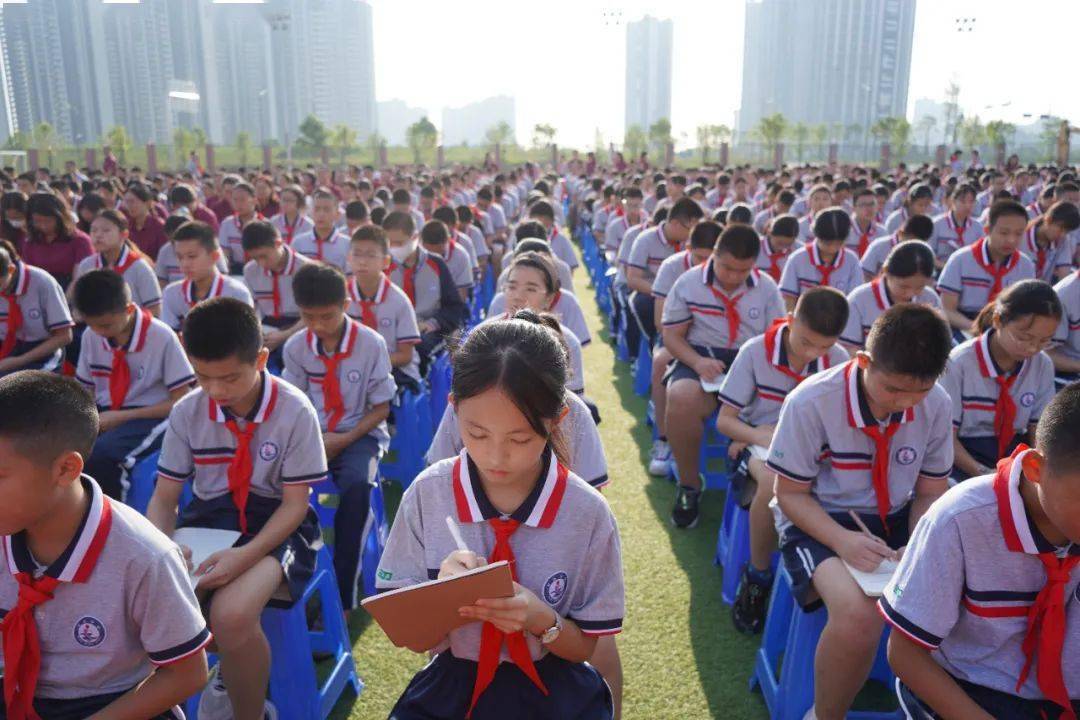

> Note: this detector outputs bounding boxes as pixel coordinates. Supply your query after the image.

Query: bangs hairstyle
[866,304,952,381]
[988,199,1029,227]
[884,240,935,279]
[715,224,760,259]
[770,214,799,238]
[351,224,388,253]
[793,286,849,338]
[1034,382,1080,476]
[0,371,98,463]
[293,262,347,308]
[172,220,218,252]
[690,220,723,250]
[73,269,130,317]
[182,297,262,363]
[451,309,569,463]
[901,214,934,241]
[973,279,1062,335]
[508,252,558,294]
[812,207,852,242]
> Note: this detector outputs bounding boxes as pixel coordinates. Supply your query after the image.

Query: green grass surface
[331,247,769,719]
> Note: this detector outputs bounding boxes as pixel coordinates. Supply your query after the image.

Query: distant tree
[33,122,59,167]
[366,132,386,162]
[190,127,207,150]
[789,122,809,160]
[1039,116,1064,161]
[330,124,357,164]
[593,128,607,163]
[891,118,912,158]
[297,114,330,154]
[830,122,844,143]
[172,128,192,167]
[485,121,514,148]
[756,113,788,156]
[917,116,937,152]
[406,116,437,164]
[959,116,986,148]
[105,125,132,163]
[811,124,828,157]
[648,117,672,157]
[532,123,556,149]
[624,125,647,157]
[235,131,253,167]
[985,120,1016,153]
[696,124,713,163]
[4,130,31,151]
[844,123,863,144]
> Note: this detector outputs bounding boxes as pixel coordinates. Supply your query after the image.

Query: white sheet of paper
[842,558,899,597]
[699,376,724,393]
[172,527,241,582]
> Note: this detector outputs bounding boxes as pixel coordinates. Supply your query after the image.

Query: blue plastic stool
[715,489,779,605]
[615,302,631,363]
[126,449,194,516]
[750,567,900,720]
[428,353,453,433]
[633,337,652,397]
[382,388,431,490]
[669,413,730,491]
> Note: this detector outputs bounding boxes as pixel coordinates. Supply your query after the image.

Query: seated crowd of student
[0,155,1077,720]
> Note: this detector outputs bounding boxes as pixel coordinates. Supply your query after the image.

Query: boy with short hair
[432,205,479,280]
[604,187,645,263]
[527,199,579,273]
[719,287,851,634]
[796,184,834,242]
[421,219,473,301]
[343,199,370,237]
[346,225,422,391]
[1022,200,1080,284]
[780,207,863,311]
[218,181,264,273]
[292,188,350,271]
[161,221,253,332]
[73,270,194,500]
[148,297,325,720]
[455,205,491,266]
[0,371,209,718]
[929,183,981,267]
[757,214,799,283]
[284,264,395,611]
[847,188,886,258]
[882,383,1080,720]
[241,220,311,367]
[662,225,785,529]
[769,304,954,720]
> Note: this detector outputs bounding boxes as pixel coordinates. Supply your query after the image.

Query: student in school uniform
[604,187,645,263]
[780,207,863,312]
[591,186,616,239]
[527,200,579,274]
[628,198,705,353]
[881,385,1080,720]
[843,240,941,354]
[1050,269,1080,389]
[497,229,575,294]
[456,205,491,269]
[719,288,851,634]
[938,200,1037,337]
[72,270,194,500]
[769,304,954,720]
[377,314,624,720]
[1021,200,1080,284]
[847,188,886,258]
[433,206,479,280]
[147,297,326,720]
[0,371,210,719]
[169,183,220,232]
[929,183,981,269]
[343,199,370,238]
[860,214,935,281]
[941,280,1059,481]
[72,209,161,315]
[883,183,934,235]
[156,215,230,287]
[662,225,785,528]
[645,221,721,476]
[160,221,253,332]
[973,171,1006,217]
[381,211,467,369]
[270,185,313,246]
[0,239,74,376]
[421,220,474,302]
[345,225,422,393]
[291,188,350,272]
[218,182,265,274]
[757,214,800,284]
[796,185,834,244]
[614,207,664,355]
[283,264,395,613]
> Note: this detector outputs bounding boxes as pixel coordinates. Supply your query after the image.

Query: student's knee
[823,592,882,643]
[666,380,704,413]
[748,460,773,502]
[208,595,262,649]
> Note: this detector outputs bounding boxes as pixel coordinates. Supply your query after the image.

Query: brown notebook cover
[361,561,515,650]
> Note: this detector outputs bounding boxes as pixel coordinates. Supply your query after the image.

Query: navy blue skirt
[389,651,613,720]
[177,492,320,608]
[0,685,183,719]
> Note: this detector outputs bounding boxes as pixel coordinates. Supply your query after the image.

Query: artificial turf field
[331,244,769,720]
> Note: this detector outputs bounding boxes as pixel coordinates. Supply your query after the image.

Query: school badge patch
[543,572,568,605]
[74,616,106,647]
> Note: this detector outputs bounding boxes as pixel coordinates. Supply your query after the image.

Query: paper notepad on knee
[842,559,899,597]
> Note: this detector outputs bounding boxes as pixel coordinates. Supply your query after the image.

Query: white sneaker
[648,440,672,476]
[197,665,233,720]
[263,700,278,720]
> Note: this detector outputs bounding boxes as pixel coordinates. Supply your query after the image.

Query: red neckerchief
[281,212,300,244]
[308,320,359,432]
[1023,221,1050,278]
[971,238,1019,302]
[312,227,334,261]
[946,212,969,251]
[807,241,843,288]
[761,236,787,282]
[973,331,1024,460]
[763,318,809,383]
[854,219,875,258]
[704,263,747,348]
[212,376,278,534]
[263,246,297,318]
[107,308,151,411]
[0,262,28,360]
[993,447,1079,720]
[351,275,390,330]
[95,243,139,275]
[182,273,225,308]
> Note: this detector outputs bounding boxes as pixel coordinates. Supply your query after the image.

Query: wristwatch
[538,611,562,645]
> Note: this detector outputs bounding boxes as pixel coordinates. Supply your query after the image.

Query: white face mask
[389,240,416,264]
[7,219,23,229]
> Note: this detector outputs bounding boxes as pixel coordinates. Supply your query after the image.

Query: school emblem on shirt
[27,308,41,319]
[1020,392,1035,408]
[73,616,106,647]
[258,440,279,462]
[543,571,568,605]
[748,307,761,319]
[380,318,391,328]
[137,365,146,379]
[894,446,918,466]
[347,369,362,383]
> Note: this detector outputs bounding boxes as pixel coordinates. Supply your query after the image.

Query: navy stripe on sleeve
[148,626,212,665]
[765,459,815,484]
[878,596,942,650]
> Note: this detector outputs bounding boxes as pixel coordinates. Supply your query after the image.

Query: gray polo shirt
[291,228,350,272]
[388,248,447,324]
[937,240,1037,317]
[627,222,680,284]
[75,309,193,409]
[766,361,953,533]
[243,244,311,322]
[615,222,648,285]
[841,279,942,349]
[345,275,422,384]
[160,273,253,332]
[282,318,396,450]
[1053,271,1080,362]
[464,224,490,260]
[486,289,590,347]
[0,261,73,345]
[662,263,784,349]
[154,242,229,285]
[548,228,579,271]
[755,235,798,283]
[271,212,314,245]
[0,476,210,699]
[719,321,848,427]
[930,212,982,262]
[433,239,475,290]
[218,213,266,266]
[157,372,328,499]
[376,448,623,661]
[779,243,863,299]
[940,331,1055,439]
[858,233,908,278]
[845,219,885,255]
[74,247,161,310]
[879,452,1080,699]
[1020,221,1075,285]
[652,250,700,299]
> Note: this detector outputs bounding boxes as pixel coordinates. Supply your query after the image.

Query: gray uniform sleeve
[763,282,785,325]
[566,508,624,636]
[74,329,94,388]
[1029,354,1056,424]
[626,233,651,271]
[40,274,74,331]
[157,406,194,482]
[717,343,756,411]
[365,334,397,406]
[840,292,865,346]
[280,396,329,484]
[425,404,461,465]
[133,547,211,664]
[133,262,162,308]
[936,253,962,295]
[567,398,606,487]
[939,359,963,430]
[919,391,955,479]
[161,290,183,332]
[766,392,823,483]
[375,483,430,590]
[552,233,578,270]
[281,335,308,393]
[778,255,801,298]
[660,277,691,327]
[395,296,422,344]
[161,331,195,391]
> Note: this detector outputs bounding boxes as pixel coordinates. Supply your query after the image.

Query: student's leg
[84,418,162,500]
[327,436,379,612]
[810,558,884,720]
[590,636,623,720]
[628,291,657,347]
[650,346,672,438]
[665,378,714,490]
[209,556,284,720]
[747,458,777,572]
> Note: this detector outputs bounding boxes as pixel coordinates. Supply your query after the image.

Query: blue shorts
[954,434,1023,481]
[779,503,911,610]
[663,346,738,387]
[0,686,182,720]
[897,677,1079,719]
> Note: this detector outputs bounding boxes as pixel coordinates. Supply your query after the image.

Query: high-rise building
[441,96,515,147]
[377,100,427,146]
[738,0,916,136]
[213,3,275,145]
[624,15,673,135]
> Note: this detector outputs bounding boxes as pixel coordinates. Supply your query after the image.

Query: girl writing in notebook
[377,310,625,719]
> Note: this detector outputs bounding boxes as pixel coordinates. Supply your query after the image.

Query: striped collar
[3,261,30,297]
[208,371,278,424]
[182,272,225,306]
[348,274,391,304]
[451,447,568,528]
[3,476,113,581]
[995,447,1080,556]
[263,244,299,277]
[701,259,759,289]
[808,240,844,270]
[973,330,1025,380]
[306,317,360,358]
[946,212,969,236]
[764,319,829,374]
[93,243,135,272]
[870,277,892,311]
[1023,221,1049,255]
[972,237,1018,271]
[843,360,915,429]
[103,307,152,353]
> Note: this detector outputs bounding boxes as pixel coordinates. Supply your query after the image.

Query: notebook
[842,558,899,597]
[172,527,241,585]
[362,561,515,651]
[700,375,725,393]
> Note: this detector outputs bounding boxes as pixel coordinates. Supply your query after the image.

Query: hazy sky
[370,0,1078,148]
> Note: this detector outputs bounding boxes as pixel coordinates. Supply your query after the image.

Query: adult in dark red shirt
[168,183,219,231]
[76,192,107,234]
[123,182,168,258]
[255,175,280,218]
[21,191,92,288]
[0,191,28,254]
[205,175,237,221]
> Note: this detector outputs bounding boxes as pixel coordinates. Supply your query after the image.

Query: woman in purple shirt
[22,192,92,288]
